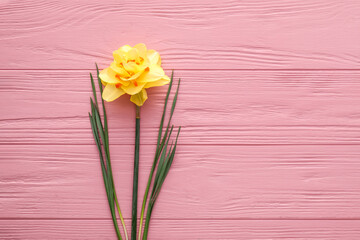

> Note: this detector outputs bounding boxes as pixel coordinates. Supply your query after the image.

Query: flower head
[99,43,170,106]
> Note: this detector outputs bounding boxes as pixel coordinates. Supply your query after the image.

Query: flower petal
[121,81,146,95]
[123,61,139,73]
[134,43,147,58]
[144,75,170,88]
[113,50,126,64]
[130,89,148,106]
[99,67,120,84]
[137,65,165,83]
[125,70,144,81]
[147,50,161,66]
[102,84,125,102]
[119,45,132,52]
[110,62,130,78]
[127,47,139,60]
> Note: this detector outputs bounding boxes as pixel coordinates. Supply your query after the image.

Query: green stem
[139,75,176,240]
[115,192,129,240]
[110,203,122,240]
[91,66,129,240]
[138,137,167,240]
[142,199,154,240]
[137,151,158,240]
[132,105,141,240]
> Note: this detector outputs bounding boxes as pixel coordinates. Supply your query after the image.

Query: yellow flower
[99,43,170,106]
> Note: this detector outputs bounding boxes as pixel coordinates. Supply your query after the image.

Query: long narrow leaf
[138,73,174,240]
[89,66,130,240]
[96,64,109,145]
[153,127,181,198]
[151,126,173,198]
[142,78,181,240]
[156,71,174,150]
[90,73,98,109]
[89,112,108,189]
[155,78,181,160]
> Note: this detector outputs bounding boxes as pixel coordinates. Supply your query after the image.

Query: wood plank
[1,70,360,145]
[1,1,360,69]
[1,144,360,219]
[1,219,360,239]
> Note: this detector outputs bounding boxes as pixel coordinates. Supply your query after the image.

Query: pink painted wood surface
[1,0,360,70]
[1,0,360,239]
[1,220,360,239]
[2,144,360,219]
[2,70,360,145]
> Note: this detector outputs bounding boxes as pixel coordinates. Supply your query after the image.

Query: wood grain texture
[1,0,360,69]
[1,70,360,145]
[1,144,360,219]
[2,0,360,238]
[1,220,360,240]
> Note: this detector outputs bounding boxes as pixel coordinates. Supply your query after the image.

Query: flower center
[126,57,144,66]
[115,74,121,80]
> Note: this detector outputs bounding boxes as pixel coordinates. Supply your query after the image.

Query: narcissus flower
[99,43,170,106]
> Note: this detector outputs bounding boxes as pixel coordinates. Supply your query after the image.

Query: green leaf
[96,63,109,145]
[151,125,174,198]
[141,76,181,240]
[89,66,129,240]
[90,73,98,109]
[156,71,174,151]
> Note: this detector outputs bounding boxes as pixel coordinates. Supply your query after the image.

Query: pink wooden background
[1,0,360,239]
